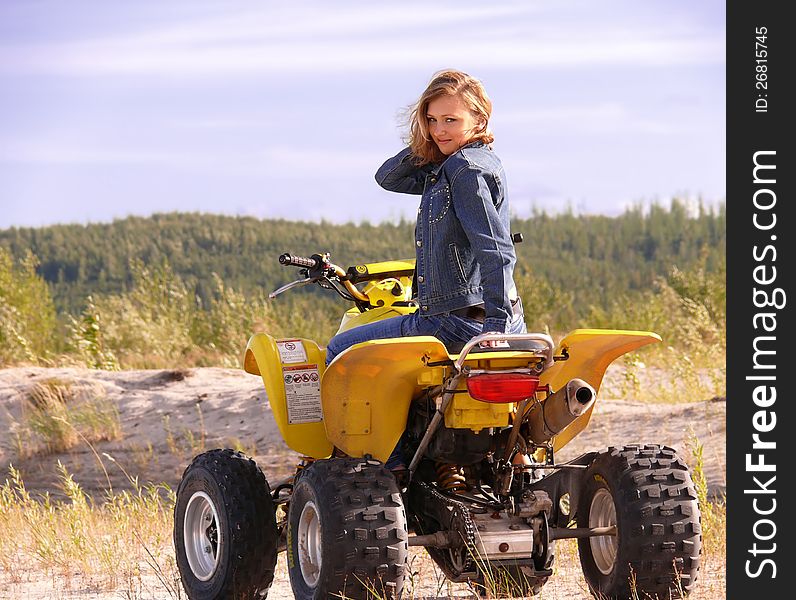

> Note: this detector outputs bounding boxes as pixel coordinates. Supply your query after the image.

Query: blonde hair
[407,69,494,166]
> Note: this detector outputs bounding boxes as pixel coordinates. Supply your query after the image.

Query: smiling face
[426,94,484,156]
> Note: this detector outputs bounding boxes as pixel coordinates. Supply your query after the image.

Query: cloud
[0,1,725,227]
[494,103,676,135]
[0,2,724,76]
[260,146,376,172]
[3,38,725,76]
[0,137,380,181]
[0,141,173,166]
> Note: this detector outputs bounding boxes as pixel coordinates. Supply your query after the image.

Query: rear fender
[540,329,661,451]
[321,336,450,462]
[322,338,549,460]
[243,333,333,458]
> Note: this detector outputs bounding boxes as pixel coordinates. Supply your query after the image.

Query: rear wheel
[174,449,278,599]
[287,457,408,600]
[577,445,702,599]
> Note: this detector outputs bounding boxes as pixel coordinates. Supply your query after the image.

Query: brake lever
[268,277,313,299]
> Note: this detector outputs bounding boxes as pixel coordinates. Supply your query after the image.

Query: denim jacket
[375,142,518,333]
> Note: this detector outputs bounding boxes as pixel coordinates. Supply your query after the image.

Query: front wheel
[174,449,279,599]
[577,445,702,599]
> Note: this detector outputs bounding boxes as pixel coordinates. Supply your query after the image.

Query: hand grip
[278,253,318,268]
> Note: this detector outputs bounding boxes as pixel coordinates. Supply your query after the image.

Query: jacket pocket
[427,184,452,223]
[449,243,466,284]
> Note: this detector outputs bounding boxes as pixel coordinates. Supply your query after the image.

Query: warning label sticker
[283,364,322,424]
[277,339,308,364]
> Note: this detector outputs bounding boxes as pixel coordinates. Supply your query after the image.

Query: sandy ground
[0,366,726,599]
[0,367,295,499]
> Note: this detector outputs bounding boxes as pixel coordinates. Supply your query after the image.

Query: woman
[326,70,526,465]
[326,70,526,471]
[327,68,525,362]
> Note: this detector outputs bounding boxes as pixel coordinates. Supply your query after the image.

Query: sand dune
[0,366,725,599]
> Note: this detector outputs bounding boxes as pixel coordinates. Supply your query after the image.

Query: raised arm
[375,147,434,195]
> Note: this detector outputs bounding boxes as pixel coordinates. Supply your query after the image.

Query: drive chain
[412,481,480,581]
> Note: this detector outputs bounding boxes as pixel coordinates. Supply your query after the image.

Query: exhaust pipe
[526,378,596,443]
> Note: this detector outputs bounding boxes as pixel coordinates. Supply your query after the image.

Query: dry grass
[12,379,122,459]
[0,453,726,600]
[602,347,725,404]
[687,429,727,598]
[0,460,181,599]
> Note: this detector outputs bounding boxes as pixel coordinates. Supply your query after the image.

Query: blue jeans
[324,308,527,469]
[325,308,527,367]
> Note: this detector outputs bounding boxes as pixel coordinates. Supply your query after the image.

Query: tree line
[1,201,725,369]
[1,200,724,317]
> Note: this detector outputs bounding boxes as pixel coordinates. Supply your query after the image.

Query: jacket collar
[431,140,487,175]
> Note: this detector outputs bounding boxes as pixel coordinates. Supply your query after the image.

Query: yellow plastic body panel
[323,342,547,459]
[445,393,512,431]
[244,324,657,461]
[321,336,450,462]
[539,329,661,451]
[337,304,416,334]
[243,334,333,458]
[349,258,416,281]
[362,277,413,307]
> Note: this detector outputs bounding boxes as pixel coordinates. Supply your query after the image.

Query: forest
[1,201,725,374]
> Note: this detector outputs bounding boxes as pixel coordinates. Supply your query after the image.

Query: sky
[0,0,726,229]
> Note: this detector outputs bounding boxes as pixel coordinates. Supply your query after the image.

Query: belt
[450,297,522,323]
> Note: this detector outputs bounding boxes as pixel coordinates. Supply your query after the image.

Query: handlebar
[279,253,319,268]
[275,251,370,303]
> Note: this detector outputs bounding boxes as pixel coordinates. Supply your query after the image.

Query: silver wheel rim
[183,491,221,581]
[589,487,618,575]
[297,500,323,588]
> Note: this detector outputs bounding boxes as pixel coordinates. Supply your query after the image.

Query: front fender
[540,329,661,451]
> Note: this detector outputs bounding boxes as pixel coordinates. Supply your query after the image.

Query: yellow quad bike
[173,252,702,600]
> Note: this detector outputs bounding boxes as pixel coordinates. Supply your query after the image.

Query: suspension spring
[436,462,467,493]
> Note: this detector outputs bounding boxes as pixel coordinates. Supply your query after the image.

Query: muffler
[526,378,596,443]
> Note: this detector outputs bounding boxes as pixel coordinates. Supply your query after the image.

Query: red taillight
[466,373,539,403]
